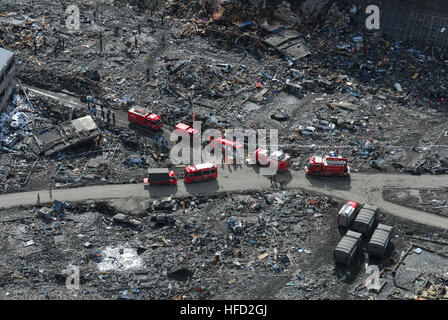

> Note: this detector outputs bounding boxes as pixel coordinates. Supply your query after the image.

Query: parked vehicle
[174,123,200,141]
[209,137,243,162]
[128,106,163,131]
[352,206,378,235]
[299,125,317,136]
[334,230,362,265]
[143,168,177,186]
[337,200,360,227]
[183,163,218,184]
[368,224,394,258]
[254,148,291,173]
[305,154,350,177]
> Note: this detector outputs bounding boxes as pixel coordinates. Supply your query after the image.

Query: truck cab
[337,200,360,227]
[175,123,200,141]
[254,148,290,173]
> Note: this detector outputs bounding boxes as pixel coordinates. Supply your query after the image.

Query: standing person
[270,173,277,188]
[49,182,53,200]
[279,176,286,190]
[112,111,116,126]
[106,109,111,124]
[154,135,159,149]
[100,107,105,122]
[146,68,150,82]
[99,31,103,53]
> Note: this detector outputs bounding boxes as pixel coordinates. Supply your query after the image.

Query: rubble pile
[0,0,447,175]
[0,92,163,193]
[1,189,447,300]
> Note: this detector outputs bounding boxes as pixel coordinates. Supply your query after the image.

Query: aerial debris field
[0,0,447,301]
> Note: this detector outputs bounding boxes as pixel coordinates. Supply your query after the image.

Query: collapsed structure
[25,115,101,156]
[0,47,15,113]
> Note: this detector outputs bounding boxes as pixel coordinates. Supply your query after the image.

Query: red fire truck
[128,107,163,131]
[175,123,200,140]
[143,168,177,186]
[254,148,291,173]
[183,163,218,184]
[305,155,350,177]
[209,137,243,162]
[337,200,360,227]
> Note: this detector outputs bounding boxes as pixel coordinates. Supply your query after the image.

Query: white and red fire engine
[254,148,291,173]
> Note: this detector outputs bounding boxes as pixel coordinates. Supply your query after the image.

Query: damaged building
[25,115,101,156]
[0,47,15,113]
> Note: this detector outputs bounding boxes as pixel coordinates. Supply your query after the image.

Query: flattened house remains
[0,47,16,113]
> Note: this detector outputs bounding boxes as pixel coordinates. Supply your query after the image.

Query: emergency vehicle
[183,163,218,184]
[337,200,360,227]
[143,168,177,186]
[209,137,243,162]
[254,148,291,173]
[305,154,350,177]
[128,107,163,131]
[175,123,200,141]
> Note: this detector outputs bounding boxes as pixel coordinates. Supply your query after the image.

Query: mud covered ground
[384,187,448,218]
[0,189,446,300]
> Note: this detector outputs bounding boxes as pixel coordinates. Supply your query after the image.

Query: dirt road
[14,85,448,229]
[1,165,447,229]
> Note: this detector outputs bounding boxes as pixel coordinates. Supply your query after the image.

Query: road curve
[0,165,447,229]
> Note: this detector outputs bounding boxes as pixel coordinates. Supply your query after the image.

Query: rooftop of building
[0,47,14,70]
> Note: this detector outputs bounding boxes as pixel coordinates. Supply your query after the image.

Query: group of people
[270,173,286,190]
[154,135,169,150]
[86,95,116,126]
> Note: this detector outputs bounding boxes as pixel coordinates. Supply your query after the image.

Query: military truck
[334,230,363,265]
[368,224,394,258]
[352,205,378,235]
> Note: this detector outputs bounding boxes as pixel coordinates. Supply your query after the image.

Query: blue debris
[345,87,360,97]
[272,264,281,273]
[53,200,68,212]
[262,72,273,80]
[241,21,254,28]
[124,157,143,165]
